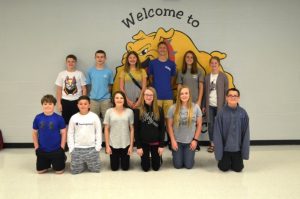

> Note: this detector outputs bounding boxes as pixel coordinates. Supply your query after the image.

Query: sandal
[207,146,214,153]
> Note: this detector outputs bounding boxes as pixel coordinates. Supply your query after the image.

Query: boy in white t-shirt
[55,54,87,125]
[68,96,102,174]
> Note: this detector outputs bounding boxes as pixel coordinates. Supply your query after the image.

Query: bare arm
[86,84,91,95]
[149,75,153,86]
[197,82,204,106]
[60,128,67,149]
[32,129,39,150]
[167,118,178,151]
[119,76,125,93]
[128,124,134,155]
[56,86,63,112]
[104,124,112,154]
[190,116,202,151]
[81,85,87,96]
[120,75,134,108]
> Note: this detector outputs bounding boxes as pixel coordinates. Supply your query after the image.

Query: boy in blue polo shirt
[148,41,176,117]
[32,94,66,174]
[86,50,114,122]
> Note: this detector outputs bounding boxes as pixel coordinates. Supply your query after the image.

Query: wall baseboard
[200,140,300,146]
[2,140,300,148]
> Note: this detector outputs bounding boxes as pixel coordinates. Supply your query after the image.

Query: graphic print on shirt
[179,111,196,126]
[142,112,159,127]
[210,80,216,91]
[64,76,78,95]
[38,121,54,130]
[39,121,45,129]
[49,122,54,130]
[165,66,171,71]
[75,122,93,126]
[192,74,198,79]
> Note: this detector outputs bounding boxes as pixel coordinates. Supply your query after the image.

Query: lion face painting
[113,27,234,93]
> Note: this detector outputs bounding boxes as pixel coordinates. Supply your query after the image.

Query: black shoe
[64,145,69,152]
[168,143,172,151]
[195,142,201,151]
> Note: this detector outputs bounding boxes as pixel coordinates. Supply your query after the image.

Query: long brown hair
[173,86,194,127]
[124,51,142,73]
[139,87,160,120]
[182,50,198,74]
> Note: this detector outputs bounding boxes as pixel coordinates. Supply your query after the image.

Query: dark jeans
[208,106,218,143]
[218,151,244,172]
[172,142,195,169]
[110,145,130,171]
[140,144,161,172]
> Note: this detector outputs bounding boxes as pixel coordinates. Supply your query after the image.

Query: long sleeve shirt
[68,111,102,153]
[213,104,250,161]
[134,104,165,148]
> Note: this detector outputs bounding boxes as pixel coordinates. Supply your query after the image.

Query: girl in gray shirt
[176,50,204,106]
[104,91,134,171]
[167,86,202,169]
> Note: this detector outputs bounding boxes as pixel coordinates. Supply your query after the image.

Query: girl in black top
[135,87,165,171]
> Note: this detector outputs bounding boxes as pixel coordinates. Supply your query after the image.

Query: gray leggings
[71,147,100,174]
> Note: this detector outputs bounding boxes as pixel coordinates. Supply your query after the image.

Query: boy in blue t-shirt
[86,50,113,121]
[148,41,176,117]
[32,94,66,174]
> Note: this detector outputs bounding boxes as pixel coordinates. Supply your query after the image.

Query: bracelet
[192,138,199,142]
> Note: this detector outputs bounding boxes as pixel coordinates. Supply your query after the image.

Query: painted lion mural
[113,27,234,93]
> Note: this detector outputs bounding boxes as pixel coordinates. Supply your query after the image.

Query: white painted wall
[1,0,299,142]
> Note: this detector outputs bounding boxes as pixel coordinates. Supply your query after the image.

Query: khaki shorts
[157,100,174,118]
[90,99,111,120]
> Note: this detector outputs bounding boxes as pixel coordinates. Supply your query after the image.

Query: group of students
[32,41,250,175]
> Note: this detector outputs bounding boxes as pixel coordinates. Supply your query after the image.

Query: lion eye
[140,49,148,55]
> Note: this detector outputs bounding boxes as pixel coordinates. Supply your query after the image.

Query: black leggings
[218,151,244,172]
[208,106,218,143]
[140,144,161,172]
[110,145,130,171]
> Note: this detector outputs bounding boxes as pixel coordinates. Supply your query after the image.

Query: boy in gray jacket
[213,88,250,172]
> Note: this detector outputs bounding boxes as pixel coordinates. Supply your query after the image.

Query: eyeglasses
[227,95,239,98]
[144,94,154,97]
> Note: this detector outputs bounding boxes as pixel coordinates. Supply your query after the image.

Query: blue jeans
[172,142,195,169]
[208,106,218,143]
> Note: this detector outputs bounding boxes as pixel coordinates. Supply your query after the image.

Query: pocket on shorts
[89,148,98,155]
[71,148,77,157]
